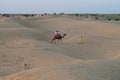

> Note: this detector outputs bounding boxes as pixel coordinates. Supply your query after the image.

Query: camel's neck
[61,34,66,38]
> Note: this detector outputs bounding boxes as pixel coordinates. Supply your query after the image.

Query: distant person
[79,36,84,45]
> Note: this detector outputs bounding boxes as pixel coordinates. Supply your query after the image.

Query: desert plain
[0,14,120,80]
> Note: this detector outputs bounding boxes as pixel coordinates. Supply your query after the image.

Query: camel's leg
[50,39,53,43]
[54,39,56,44]
[50,38,57,44]
[50,38,55,43]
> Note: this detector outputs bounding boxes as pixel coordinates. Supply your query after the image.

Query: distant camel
[50,34,66,44]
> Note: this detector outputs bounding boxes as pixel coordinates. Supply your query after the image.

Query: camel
[50,34,66,44]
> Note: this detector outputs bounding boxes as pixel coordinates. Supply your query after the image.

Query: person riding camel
[57,30,61,38]
[54,30,61,39]
[51,30,66,43]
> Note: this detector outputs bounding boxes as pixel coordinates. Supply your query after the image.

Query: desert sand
[0,15,120,80]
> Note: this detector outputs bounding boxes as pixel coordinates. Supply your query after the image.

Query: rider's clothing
[54,31,61,38]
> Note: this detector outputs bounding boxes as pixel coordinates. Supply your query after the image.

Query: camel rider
[54,30,61,38]
[57,30,61,38]
[55,31,58,36]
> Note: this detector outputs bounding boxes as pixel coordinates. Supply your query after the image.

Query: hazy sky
[0,0,120,14]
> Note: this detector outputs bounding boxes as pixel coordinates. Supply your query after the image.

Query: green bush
[115,18,120,21]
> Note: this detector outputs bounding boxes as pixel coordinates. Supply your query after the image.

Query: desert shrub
[31,14,34,17]
[108,18,111,21]
[59,13,64,15]
[24,63,31,69]
[53,13,57,15]
[22,14,30,17]
[2,14,10,17]
[114,18,120,21]
[75,14,79,17]
[94,16,98,20]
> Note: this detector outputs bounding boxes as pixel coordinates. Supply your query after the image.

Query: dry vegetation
[68,14,120,21]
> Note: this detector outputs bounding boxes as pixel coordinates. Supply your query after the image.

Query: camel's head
[63,34,67,36]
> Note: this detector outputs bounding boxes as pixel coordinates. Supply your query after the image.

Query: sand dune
[0,15,120,80]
